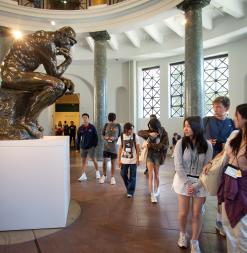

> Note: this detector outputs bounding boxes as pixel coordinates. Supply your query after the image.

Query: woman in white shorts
[173,116,213,253]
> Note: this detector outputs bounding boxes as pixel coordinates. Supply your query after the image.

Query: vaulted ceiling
[1,0,247,61]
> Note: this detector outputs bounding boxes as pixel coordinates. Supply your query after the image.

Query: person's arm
[41,42,72,77]
[138,130,150,140]
[76,127,81,151]
[117,137,122,168]
[192,142,213,192]
[147,129,169,151]
[173,140,188,183]
[136,144,140,166]
[93,126,98,147]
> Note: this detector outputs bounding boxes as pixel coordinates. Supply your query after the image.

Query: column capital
[177,0,210,11]
[89,30,110,41]
[0,26,11,37]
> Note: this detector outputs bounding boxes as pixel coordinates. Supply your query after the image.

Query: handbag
[140,141,148,164]
[200,154,226,196]
[200,130,239,196]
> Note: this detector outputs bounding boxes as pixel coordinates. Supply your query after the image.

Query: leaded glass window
[204,54,229,115]
[169,54,229,117]
[142,66,160,118]
[170,62,185,117]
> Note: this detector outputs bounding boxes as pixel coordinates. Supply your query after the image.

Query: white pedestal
[0,136,70,231]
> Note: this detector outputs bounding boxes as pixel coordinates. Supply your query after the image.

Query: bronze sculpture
[0,26,76,139]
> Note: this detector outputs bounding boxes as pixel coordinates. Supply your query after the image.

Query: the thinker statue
[0,26,76,139]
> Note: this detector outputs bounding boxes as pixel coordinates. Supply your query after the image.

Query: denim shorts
[146,151,161,166]
[80,147,96,159]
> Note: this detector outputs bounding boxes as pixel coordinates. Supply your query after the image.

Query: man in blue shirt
[203,96,235,237]
[77,113,100,181]
[203,96,235,158]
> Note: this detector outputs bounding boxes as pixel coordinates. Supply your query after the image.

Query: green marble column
[90,31,110,160]
[178,0,210,117]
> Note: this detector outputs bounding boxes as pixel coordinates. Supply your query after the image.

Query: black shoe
[144,168,148,175]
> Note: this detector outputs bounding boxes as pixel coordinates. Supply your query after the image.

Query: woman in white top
[173,116,213,253]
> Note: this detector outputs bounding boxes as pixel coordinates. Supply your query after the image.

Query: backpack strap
[133,133,137,151]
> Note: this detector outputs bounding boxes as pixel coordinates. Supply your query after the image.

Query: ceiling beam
[125,30,141,48]
[85,36,94,52]
[107,34,119,51]
[164,17,185,38]
[143,24,163,44]
[211,0,245,18]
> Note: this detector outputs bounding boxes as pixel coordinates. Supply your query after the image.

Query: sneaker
[110,177,116,185]
[190,240,201,253]
[96,170,101,180]
[99,175,107,184]
[215,220,226,236]
[78,173,87,181]
[150,193,157,203]
[177,232,188,248]
[127,194,133,198]
[154,188,160,197]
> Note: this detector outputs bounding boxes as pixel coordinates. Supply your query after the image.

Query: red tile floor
[0,150,227,253]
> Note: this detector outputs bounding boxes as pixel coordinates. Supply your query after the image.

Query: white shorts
[172,173,208,197]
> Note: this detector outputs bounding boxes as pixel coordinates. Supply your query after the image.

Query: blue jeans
[120,164,137,196]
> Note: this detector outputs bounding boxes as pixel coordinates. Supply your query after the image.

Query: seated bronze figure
[0,26,76,139]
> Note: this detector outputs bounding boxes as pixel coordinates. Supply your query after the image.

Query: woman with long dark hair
[218,103,247,253]
[138,118,169,203]
[173,116,213,253]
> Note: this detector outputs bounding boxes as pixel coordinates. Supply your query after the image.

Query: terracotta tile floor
[0,150,227,253]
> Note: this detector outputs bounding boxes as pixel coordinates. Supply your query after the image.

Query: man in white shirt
[117,122,140,198]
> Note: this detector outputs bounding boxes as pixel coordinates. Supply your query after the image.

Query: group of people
[55,120,76,148]
[74,97,247,253]
[172,97,247,253]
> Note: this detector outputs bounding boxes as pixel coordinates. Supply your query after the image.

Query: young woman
[173,116,213,253]
[138,118,169,203]
[218,103,247,253]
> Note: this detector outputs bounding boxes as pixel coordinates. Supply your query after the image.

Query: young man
[118,122,140,198]
[69,121,76,148]
[99,113,121,185]
[203,96,235,237]
[77,113,100,181]
[63,121,70,136]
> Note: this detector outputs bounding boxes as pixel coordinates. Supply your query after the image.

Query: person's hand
[209,139,217,146]
[56,47,70,57]
[136,160,140,166]
[187,184,195,196]
[63,79,74,93]
[203,162,212,175]
[118,160,122,168]
[149,132,158,137]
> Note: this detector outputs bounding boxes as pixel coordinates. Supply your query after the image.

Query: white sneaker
[110,177,116,185]
[127,194,133,198]
[96,170,101,180]
[154,188,160,197]
[99,175,107,184]
[78,173,87,181]
[177,232,188,248]
[150,193,157,203]
[190,240,201,253]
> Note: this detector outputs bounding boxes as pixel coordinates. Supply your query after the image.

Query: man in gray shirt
[99,113,121,185]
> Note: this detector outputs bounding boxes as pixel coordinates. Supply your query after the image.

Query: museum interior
[0,0,247,252]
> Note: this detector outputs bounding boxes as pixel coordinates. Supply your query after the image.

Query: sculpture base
[0,136,70,231]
